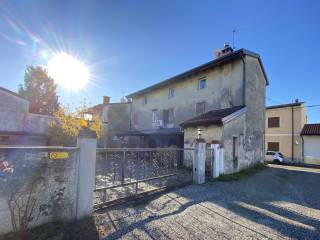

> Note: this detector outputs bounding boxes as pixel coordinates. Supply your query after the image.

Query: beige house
[122,45,268,174]
[265,101,307,162]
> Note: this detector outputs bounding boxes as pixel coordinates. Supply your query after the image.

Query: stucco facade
[0,87,53,145]
[265,102,306,162]
[302,136,320,164]
[126,48,267,173]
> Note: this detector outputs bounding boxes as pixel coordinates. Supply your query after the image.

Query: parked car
[265,151,284,163]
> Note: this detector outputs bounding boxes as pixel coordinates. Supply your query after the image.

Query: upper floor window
[163,108,174,125]
[196,102,206,115]
[143,96,148,104]
[267,142,280,152]
[168,88,175,98]
[268,117,280,128]
[198,78,206,90]
[152,109,158,123]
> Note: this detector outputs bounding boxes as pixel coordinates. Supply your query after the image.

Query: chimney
[215,43,234,58]
[103,96,110,105]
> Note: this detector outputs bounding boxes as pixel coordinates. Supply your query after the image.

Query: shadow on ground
[94,165,320,240]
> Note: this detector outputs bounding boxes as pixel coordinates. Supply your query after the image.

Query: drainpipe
[240,55,246,106]
[301,135,305,162]
[291,106,294,161]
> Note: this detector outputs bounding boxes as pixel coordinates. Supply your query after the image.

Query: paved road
[95,164,320,240]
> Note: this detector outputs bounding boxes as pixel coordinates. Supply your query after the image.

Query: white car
[265,151,284,163]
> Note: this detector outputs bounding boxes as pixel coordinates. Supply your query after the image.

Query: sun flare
[48,52,89,90]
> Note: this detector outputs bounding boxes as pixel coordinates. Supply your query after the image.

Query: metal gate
[94,148,194,208]
[206,146,214,177]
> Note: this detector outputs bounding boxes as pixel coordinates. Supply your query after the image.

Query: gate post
[193,139,206,184]
[211,144,220,178]
[76,129,97,219]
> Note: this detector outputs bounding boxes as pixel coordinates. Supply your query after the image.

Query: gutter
[240,55,246,106]
[291,106,294,161]
[301,135,305,162]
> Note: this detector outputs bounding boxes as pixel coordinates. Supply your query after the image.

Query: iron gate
[94,148,194,208]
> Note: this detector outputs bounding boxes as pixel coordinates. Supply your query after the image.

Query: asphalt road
[95,164,320,240]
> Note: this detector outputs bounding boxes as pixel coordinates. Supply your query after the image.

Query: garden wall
[0,147,79,234]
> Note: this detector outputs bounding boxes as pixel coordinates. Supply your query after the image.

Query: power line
[266,96,320,108]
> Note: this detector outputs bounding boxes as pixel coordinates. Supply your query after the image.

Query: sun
[47,52,90,90]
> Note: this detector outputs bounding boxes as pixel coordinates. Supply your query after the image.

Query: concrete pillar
[211,144,220,178]
[76,129,97,219]
[193,139,206,184]
[219,148,225,175]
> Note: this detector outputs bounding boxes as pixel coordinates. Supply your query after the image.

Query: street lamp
[197,128,203,139]
[80,111,93,129]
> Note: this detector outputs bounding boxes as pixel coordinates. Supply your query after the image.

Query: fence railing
[94,148,195,207]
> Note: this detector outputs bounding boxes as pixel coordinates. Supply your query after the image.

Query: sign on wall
[49,152,69,160]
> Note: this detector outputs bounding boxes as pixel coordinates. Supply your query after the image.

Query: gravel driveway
[95,164,320,240]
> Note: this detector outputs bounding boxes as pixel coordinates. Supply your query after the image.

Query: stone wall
[0,147,79,234]
[243,56,266,166]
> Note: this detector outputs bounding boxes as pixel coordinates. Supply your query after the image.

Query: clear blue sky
[0,0,319,122]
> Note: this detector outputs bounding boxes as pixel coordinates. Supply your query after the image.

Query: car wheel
[273,159,280,164]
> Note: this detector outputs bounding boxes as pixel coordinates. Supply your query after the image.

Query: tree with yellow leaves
[48,103,103,146]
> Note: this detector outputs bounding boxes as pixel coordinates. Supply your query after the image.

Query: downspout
[301,135,305,162]
[291,106,294,161]
[240,55,246,106]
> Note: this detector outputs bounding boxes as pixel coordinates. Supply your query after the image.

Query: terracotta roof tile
[180,106,244,128]
[301,124,320,135]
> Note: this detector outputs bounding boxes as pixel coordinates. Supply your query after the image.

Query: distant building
[265,101,306,162]
[89,96,131,147]
[0,87,53,145]
[301,123,320,165]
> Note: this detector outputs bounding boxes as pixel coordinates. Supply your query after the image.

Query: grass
[217,162,267,181]
[0,216,99,240]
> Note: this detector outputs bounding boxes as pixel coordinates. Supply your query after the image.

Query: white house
[301,123,320,165]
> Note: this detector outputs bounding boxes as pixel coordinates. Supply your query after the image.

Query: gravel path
[95,164,320,240]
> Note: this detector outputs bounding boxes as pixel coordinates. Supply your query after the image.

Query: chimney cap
[103,96,110,104]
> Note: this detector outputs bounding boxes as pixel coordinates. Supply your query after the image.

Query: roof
[127,48,269,98]
[118,128,183,137]
[180,106,245,128]
[301,124,320,136]
[0,86,27,101]
[266,102,304,110]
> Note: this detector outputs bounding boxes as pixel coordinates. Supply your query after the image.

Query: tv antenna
[232,28,238,49]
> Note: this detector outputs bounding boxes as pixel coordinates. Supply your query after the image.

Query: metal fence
[94,148,195,208]
[206,147,214,177]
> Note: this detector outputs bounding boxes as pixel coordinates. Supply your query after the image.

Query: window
[143,96,148,104]
[196,102,206,115]
[0,136,9,144]
[198,78,206,90]
[268,117,280,128]
[168,88,175,98]
[163,108,174,125]
[268,142,280,152]
[152,109,158,123]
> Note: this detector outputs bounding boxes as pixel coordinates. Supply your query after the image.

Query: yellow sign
[49,152,69,160]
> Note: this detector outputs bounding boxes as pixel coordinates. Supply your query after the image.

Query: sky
[0,0,319,122]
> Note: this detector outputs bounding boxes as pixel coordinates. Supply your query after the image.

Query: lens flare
[48,52,89,90]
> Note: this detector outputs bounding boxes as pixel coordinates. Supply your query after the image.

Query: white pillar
[76,129,97,219]
[219,148,225,175]
[211,144,220,178]
[193,140,206,184]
